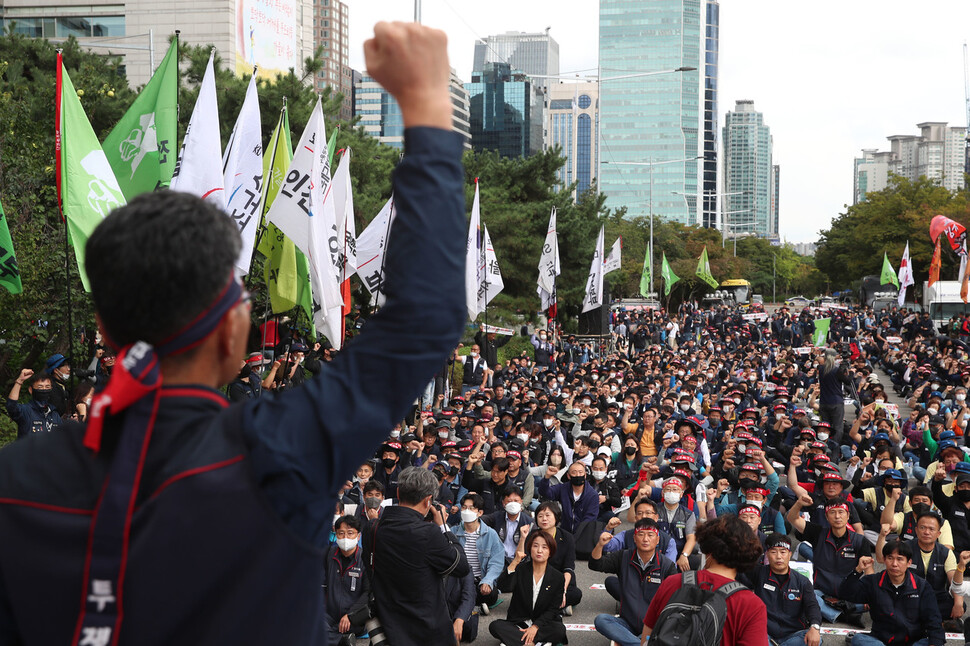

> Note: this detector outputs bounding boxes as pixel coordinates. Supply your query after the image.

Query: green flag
[639,246,651,297]
[102,40,178,199]
[56,56,127,291]
[695,246,718,290]
[257,107,299,313]
[660,252,680,296]
[813,317,831,347]
[327,126,339,165]
[880,252,900,288]
[0,198,22,295]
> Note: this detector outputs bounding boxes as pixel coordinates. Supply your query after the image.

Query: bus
[717,279,752,306]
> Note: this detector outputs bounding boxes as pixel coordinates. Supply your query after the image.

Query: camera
[364,617,389,646]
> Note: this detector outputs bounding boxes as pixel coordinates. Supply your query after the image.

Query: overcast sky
[347,0,970,244]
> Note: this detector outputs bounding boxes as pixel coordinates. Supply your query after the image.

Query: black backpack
[649,570,746,646]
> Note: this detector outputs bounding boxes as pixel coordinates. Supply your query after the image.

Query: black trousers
[488,619,567,645]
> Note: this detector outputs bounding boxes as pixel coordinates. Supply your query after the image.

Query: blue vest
[0,391,327,645]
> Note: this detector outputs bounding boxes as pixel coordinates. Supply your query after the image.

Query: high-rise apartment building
[771,164,780,239]
[473,30,559,91]
[722,100,775,239]
[853,121,967,204]
[0,0,315,88]
[312,0,352,121]
[466,62,544,159]
[546,81,598,199]
[597,0,719,227]
[355,69,471,150]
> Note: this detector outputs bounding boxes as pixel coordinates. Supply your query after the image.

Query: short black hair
[634,517,659,532]
[460,493,485,511]
[491,457,510,472]
[909,485,932,501]
[363,480,384,495]
[535,500,562,525]
[695,514,763,572]
[634,498,659,514]
[502,487,523,501]
[333,514,361,533]
[882,537,913,560]
[86,191,241,347]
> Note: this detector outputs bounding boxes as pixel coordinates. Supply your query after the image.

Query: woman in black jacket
[534,501,582,612]
[488,529,567,645]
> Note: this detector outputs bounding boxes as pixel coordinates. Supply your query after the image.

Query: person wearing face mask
[449,493,505,618]
[372,442,403,500]
[530,329,555,370]
[482,488,534,571]
[538,461,600,535]
[42,353,73,416]
[474,324,510,376]
[227,354,266,402]
[324,515,371,646]
[356,480,386,525]
[455,343,487,397]
[590,456,621,522]
[364,468,470,646]
[816,348,852,442]
[932,465,970,555]
[882,486,955,550]
[656,478,696,572]
[6,369,64,439]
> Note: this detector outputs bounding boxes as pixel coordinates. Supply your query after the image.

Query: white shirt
[532,572,545,610]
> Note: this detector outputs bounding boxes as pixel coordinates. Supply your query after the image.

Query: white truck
[923,280,966,333]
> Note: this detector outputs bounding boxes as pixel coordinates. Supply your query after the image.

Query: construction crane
[964,43,970,179]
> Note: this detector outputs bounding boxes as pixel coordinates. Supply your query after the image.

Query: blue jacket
[4,399,62,438]
[450,521,505,588]
[537,477,600,533]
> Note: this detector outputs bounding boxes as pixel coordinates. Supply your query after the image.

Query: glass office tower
[598,0,718,226]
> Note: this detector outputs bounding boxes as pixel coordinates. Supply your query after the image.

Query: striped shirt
[463,527,482,579]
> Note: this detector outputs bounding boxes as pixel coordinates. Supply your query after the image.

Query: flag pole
[251,100,285,263]
[55,49,75,382]
[374,196,395,313]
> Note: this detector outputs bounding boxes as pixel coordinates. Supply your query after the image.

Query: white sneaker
[480,602,490,616]
[564,605,573,616]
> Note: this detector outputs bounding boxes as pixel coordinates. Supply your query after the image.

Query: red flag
[929,236,941,288]
[339,279,351,341]
[930,215,967,256]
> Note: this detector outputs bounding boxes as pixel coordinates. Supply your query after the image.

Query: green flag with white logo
[813,318,831,347]
[880,252,900,289]
[57,56,127,291]
[660,252,679,296]
[0,198,22,295]
[102,40,178,200]
[695,246,718,290]
[639,246,651,297]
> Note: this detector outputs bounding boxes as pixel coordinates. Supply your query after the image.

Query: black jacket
[838,569,945,646]
[505,562,566,628]
[363,506,469,646]
[740,565,821,640]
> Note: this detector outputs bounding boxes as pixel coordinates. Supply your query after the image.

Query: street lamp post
[603,156,701,294]
[721,209,753,255]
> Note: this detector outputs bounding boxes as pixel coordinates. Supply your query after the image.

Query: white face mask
[591,470,607,481]
[818,432,829,442]
[609,372,616,378]
[470,352,478,358]
[517,433,530,444]
[460,509,479,524]
[959,394,967,402]
[663,491,682,505]
[677,370,685,377]
[438,431,449,439]
[582,399,592,406]
[558,376,565,383]
[748,376,758,382]
[875,398,885,404]
[572,408,581,415]
[734,398,742,405]
[511,386,519,393]
[775,413,784,421]
[336,537,358,552]
[505,502,522,516]
[390,431,400,438]
[543,418,554,428]
[928,407,939,415]
[680,404,690,412]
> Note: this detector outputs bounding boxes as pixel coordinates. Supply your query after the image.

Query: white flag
[603,237,622,274]
[331,149,357,281]
[480,224,504,307]
[897,241,914,307]
[537,206,560,310]
[222,71,263,276]
[465,181,484,320]
[582,225,605,313]
[170,51,224,209]
[355,197,395,305]
[265,99,344,349]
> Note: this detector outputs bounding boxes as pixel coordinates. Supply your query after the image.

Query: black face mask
[957,490,970,503]
[502,419,513,427]
[912,502,931,516]
[624,446,638,456]
[570,475,587,487]
[382,458,397,470]
[448,466,460,477]
[32,390,51,404]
